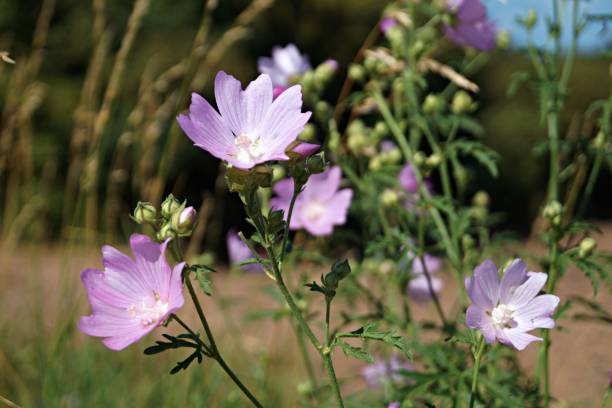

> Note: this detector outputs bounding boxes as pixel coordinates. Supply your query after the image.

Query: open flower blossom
[362,355,413,388]
[257,44,311,97]
[379,17,398,33]
[408,253,444,302]
[465,259,560,351]
[177,71,311,169]
[226,230,262,273]
[78,234,185,351]
[444,0,497,51]
[270,166,352,236]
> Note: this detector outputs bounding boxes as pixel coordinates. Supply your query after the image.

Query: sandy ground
[1,222,610,407]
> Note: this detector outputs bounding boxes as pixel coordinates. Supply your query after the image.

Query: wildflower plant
[75,0,612,407]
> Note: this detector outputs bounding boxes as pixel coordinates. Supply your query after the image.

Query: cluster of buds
[469,190,490,223]
[300,59,339,101]
[542,200,563,227]
[411,150,442,175]
[131,194,197,241]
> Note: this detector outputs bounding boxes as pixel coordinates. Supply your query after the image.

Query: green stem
[539,241,559,407]
[295,323,319,393]
[280,181,302,263]
[469,336,486,408]
[577,151,603,219]
[325,299,332,346]
[547,111,560,202]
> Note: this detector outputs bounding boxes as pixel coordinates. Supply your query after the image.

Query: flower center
[490,304,516,329]
[303,200,326,221]
[235,133,263,164]
[128,292,169,327]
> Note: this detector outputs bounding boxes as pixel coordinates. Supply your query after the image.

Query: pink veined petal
[272,177,295,200]
[302,166,342,202]
[129,234,172,299]
[506,272,548,309]
[81,268,134,312]
[102,330,151,351]
[499,258,528,304]
[177,94,235,159]
[214,71,245,135]
[258,85,311,161]
[321,188,353,225]
[242,74,273,133]
[101,245,150,298]
[78,313,143,338]
[456,0,486,23]
[465,305,496,344]
[302,218,334,236]
[168,262,186,310]
[514,294,559,330]
[499,328,542,351]
[466,259,499,309]
[258,57,288,87]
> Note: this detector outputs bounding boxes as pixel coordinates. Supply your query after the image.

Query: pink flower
[465,259,560,351]
[398,164,432,209]
[444,0,497,51]
[362,355,413,388]
[177,71,311,169]
[226,230,262,273]
[270,166,353,236]
[380,17,398,33]
[289,141,320,159]
[257,44,311,91]
[408,254,444,302]
[78,234,185,350]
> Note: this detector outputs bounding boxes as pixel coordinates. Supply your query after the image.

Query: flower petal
[499,259,528,304]
[466,259,499,309]
[506,272,548,309]
[514,294,559,330]
[302,166,342,202]
[242,74,273,133]
[102,331,150,351]
[129,234,172,299]
[466,305,496,344]
[499,328,542,351]
[214,71,245,135]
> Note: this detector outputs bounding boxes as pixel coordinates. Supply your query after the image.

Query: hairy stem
[469,336,486,408]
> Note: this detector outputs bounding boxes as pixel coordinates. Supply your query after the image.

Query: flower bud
[315,101,331,121]
[462,234,475,250]
[578,238,597,259]
[157,223,176,241]
[542,200,563,221]
[385,147,402,164]
[299,123,317,142]
[593,131,605,149]
[297,381,314,396]
[451,91,476,114]
[385,26,403,48]
[314,59,338,84]
[426,153,442,169]
[381,189,399,207]
[423,94,445,114]
[272,165,286,182]
[306,154,326,174]
[347,132,367,155]
[161,194,181,219]
[348,64,366,82]
[526,9,538,31]
[497,30,511,50]
[369,156,382,171]
[133,201,156,224]
[413,151,426,167]
[373,122,389,139]
[472,191,490,208]
[172,206,197,235]
[327,130,341,153]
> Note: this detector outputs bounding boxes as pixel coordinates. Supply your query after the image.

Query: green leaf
[338,341,373,363]
[189,264,214,296]
[450,140,500,178]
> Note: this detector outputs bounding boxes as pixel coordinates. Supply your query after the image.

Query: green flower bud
[297,381,314,396]
[526,9,537,31]
[300,123,317,142]
[422,94,445,114]
[413,151,426,167]
[306,154,326,175]
[578,237,597,259]
[348,64,366,82]
[385,147,402,164]
[315,101,331,121]
[451,91,476,114]
[593,131,605,149]
[272,165,286,182]
[157,223,176,241]
[472,191,490,208]
[364,56,378,73]
[171,206,197,235]
[347,132,367,155]
[542,200,563,220]
[373,122,389,139]
[314,59,338,84]
[161,194,181,219]
[497,30,511,50]
[369,156,382,171]
[133,201,156,224]
[462,234,475,251]
[328,130,341,153]
[381,189,399,207]
[385,26,403,48]
[426,153,442,169]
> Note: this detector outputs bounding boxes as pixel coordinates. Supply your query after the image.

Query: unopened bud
[300,123,317,142]
[462,234,475,250]
[328,130,341,153]
[472,191,490,208]
[381,189,399,206]
[133,201,156,224]
[526,9,538,31]
[161,194,181,219]
[314,59,338,84]
[369,156,382,171]
[385,26,403,48]
[451,91,476,114]
[297,381,314,396]
[315,101,331,121]
[542,200,563,221]
[593,131,605,149]
[497,30,511,50]
[306,154,326,174]
[373,122,389,139]
[423,94,445,114]
[272,165,286,182]
[385,147,402,164]
[171,206,196,235]
[157,223,176,241]
[426,153,442,169]
[348,64,366,82]
[578,238,597,258]
[413,151,426,167]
